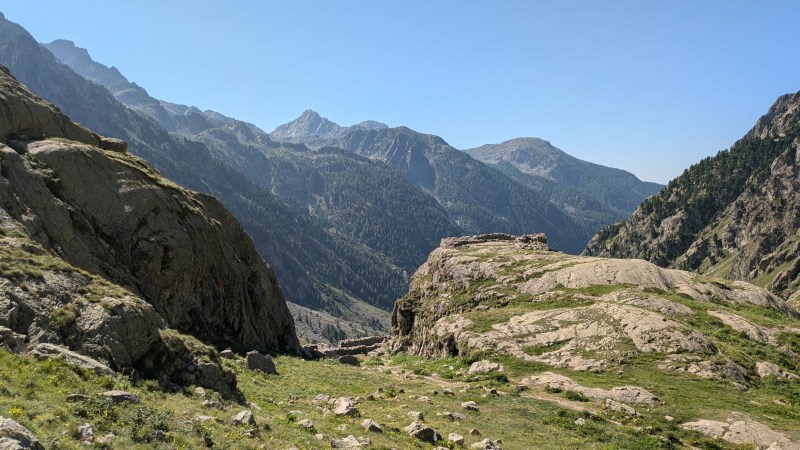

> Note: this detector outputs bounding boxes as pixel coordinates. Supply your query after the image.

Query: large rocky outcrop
[0,65,298,394]
[391,234,799,386]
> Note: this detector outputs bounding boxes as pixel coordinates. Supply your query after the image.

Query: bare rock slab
[682,413,800,449]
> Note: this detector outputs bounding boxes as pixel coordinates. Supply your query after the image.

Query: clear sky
[1,1,798,183]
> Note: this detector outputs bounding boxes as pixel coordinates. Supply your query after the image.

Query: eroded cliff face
[391,234,799,388]
[0,65,298,395]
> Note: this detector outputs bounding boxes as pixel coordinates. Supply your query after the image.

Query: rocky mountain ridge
[465,137,663,217]
[584,90,800,304]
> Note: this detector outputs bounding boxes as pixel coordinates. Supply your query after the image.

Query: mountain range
[0,19,659,342]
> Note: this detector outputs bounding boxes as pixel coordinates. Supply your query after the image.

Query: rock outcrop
[0,64,298,396]
[390,234,799,386]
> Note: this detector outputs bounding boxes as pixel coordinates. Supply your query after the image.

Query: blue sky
[2,1,798,183]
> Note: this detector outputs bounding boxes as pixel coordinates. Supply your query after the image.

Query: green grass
[556,284,631,297]
[523,340,570,356]
[2,348,757,449]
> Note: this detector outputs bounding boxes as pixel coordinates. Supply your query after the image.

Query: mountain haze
[272,111,589,253]
[466,137,663,215]
[0,15,394,340]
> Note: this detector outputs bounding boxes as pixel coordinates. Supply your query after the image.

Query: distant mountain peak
[271,109,343,139]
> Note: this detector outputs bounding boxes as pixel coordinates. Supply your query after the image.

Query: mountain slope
[272,112,588,253]
[465,137,663,216]
[195,123,463,273]
[585,91,800,303]
[0,13,392,339]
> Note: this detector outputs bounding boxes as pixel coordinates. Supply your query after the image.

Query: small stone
[246,350,277,374]
[152,429,167,441]
[96,433,114,445]
[297,419,314,430]
[361,419,382,432]
[470,428,481,436]
[664,415,674,421]
[330,434,369,449]
[432,390,439,395]
[101,390,140,404]
[443,388,454,396]
[405,421,442,444]
[365,393,376,401]
[574,417,586,425]
[398,388,405,393]
[418,396,431,403]
[194,387,206,398]
[443,411,467,421]
[231,410,256,426]
[332,397,359,416]
[448,432,465,445]
[243,427,259,438]
[312,393,330,404]
[510,385,528,393]
[338,355,360,366]
[470,438,501,449]
[315,433,328,441]
[462,400,480,411]
[407,410,424,421]
[220,348,235,359]
[487,388,498,395]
